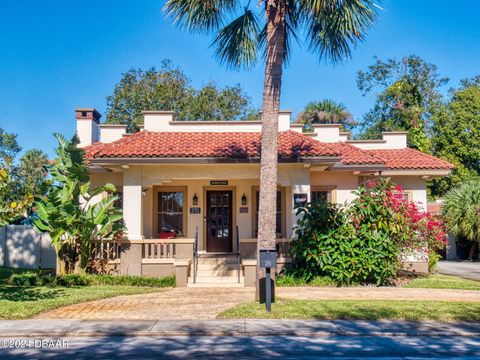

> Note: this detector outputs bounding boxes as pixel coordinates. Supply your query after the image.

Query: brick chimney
[76,108,100,147]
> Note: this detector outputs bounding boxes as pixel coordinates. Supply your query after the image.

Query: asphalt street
[2,335,480,359]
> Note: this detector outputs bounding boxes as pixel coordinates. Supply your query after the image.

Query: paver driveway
[438,260,480,281]
[36,286,480,320]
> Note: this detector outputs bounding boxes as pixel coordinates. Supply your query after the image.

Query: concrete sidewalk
[1,319,480,337]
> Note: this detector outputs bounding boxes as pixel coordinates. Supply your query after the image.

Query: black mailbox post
[259,249,277,312]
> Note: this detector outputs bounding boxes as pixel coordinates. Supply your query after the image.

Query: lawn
[405,274,480,290]
[0,284,162,319]
[219,298,480,321]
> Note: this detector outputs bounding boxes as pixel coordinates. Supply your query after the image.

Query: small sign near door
[210,180,228,186]
[190,207,201,214]
[293,193,308,208]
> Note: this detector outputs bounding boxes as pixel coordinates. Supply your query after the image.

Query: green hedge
[8,272,175,288]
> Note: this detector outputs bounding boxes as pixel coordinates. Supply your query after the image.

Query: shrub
[288,179,447,286]
[8,272,40,286]
[88,274,175,287]
[40,274,58,287]
[56,274,92,287]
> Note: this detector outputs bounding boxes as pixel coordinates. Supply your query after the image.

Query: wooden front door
[206,190,233,252]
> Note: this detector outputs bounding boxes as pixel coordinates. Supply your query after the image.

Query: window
[311,186,335,203]
[113,191,123,210]
[157,190,186,237]
[392,190,412,202]
[311,191,329,203]
[253,189,284,237]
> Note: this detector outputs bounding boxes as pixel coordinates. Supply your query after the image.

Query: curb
[1,319,480,338]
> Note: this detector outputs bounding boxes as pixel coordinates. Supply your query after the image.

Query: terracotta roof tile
[86,130,340,160]
[366,148,454,170]
[84,130,453,170]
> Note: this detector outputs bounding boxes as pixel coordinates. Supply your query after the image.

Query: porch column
[291,169,311,237]
[123,166,143,240]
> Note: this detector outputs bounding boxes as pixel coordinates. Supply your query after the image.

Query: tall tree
[443,180,480,260]
[17,149,50,200]
[357,55,448,152]
[164,0,379,292]
[296,99,356,132]
[430,84,480,196]
[0,127,21,162]
[105,60,256,131]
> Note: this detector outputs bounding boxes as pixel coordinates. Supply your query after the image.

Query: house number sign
[190,207,201,214]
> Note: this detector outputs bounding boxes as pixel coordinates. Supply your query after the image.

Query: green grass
[219,298,480,321]
[0,284,162,319]
[404,274,480,290]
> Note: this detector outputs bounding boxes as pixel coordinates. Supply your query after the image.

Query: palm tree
[443,179,480,260]
[296,99,356,132]
[164,0,380,290]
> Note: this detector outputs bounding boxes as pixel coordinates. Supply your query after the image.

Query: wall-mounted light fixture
[193,193,198,206]
[142,188,149,196]
[241,193,247,206]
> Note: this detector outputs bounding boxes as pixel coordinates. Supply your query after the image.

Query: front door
[206,190,233,252]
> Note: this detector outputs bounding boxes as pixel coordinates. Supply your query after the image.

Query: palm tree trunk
[257,0,286,296]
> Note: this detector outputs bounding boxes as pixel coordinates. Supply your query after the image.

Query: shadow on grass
[220,299,480,322]
[0,285,66,302]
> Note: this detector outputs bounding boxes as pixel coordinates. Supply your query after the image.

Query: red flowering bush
[290,178,447,285]
[383,181,447,270]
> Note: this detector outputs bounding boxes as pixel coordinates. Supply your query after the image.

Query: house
[77,108,453,287]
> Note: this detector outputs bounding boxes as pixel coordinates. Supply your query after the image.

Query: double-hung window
[253,188,285,238]
[156,189,186,237]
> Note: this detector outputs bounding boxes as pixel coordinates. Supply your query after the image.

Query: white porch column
[290,168,311,238]
[123,166,144,240]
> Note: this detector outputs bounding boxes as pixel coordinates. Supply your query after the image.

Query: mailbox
[259,249,277,268]
[259,249,276,311]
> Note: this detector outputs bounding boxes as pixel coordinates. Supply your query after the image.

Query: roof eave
[381,169,453,177]
[89,156,342,166]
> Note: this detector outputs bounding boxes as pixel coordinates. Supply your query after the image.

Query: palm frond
[211,8,261,70]
[164,0,236,33]
[302,0,380,63]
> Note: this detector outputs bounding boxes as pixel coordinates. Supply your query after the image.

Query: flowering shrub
[289,179,447,285]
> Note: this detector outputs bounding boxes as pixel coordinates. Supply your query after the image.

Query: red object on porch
[159,231,176,239]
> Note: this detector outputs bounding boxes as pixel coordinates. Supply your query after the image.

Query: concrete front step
[189,276,244,283]
[196,269,242,276]
[196,257,239,265]
[186,282,245,288]
[195,264,240,272]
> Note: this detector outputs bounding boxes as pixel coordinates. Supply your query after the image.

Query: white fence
[0,225,56,270]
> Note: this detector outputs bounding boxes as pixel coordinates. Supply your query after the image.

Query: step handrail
[236,225,241,283]
[193,226,198,284]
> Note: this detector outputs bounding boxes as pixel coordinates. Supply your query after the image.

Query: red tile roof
[84,130,453,170]
[85,130,341,160]
[366,148,454,170]
[328,143,384,165]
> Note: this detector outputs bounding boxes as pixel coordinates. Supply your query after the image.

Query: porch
[92,235,293,288]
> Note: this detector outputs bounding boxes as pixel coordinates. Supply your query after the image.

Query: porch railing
[276,238,292,259]
[141,239,177,263]
[91,239,121,264]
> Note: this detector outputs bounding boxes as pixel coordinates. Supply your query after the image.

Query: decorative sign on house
[239,207,248,213]
[190,207,201,214]
[210,180,229,186]
[293,193,308,208]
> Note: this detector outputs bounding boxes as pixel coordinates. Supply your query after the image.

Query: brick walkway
[36,288,255,320]
[36,286,480,320]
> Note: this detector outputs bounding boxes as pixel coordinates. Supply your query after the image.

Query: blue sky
[1,0,479,158]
